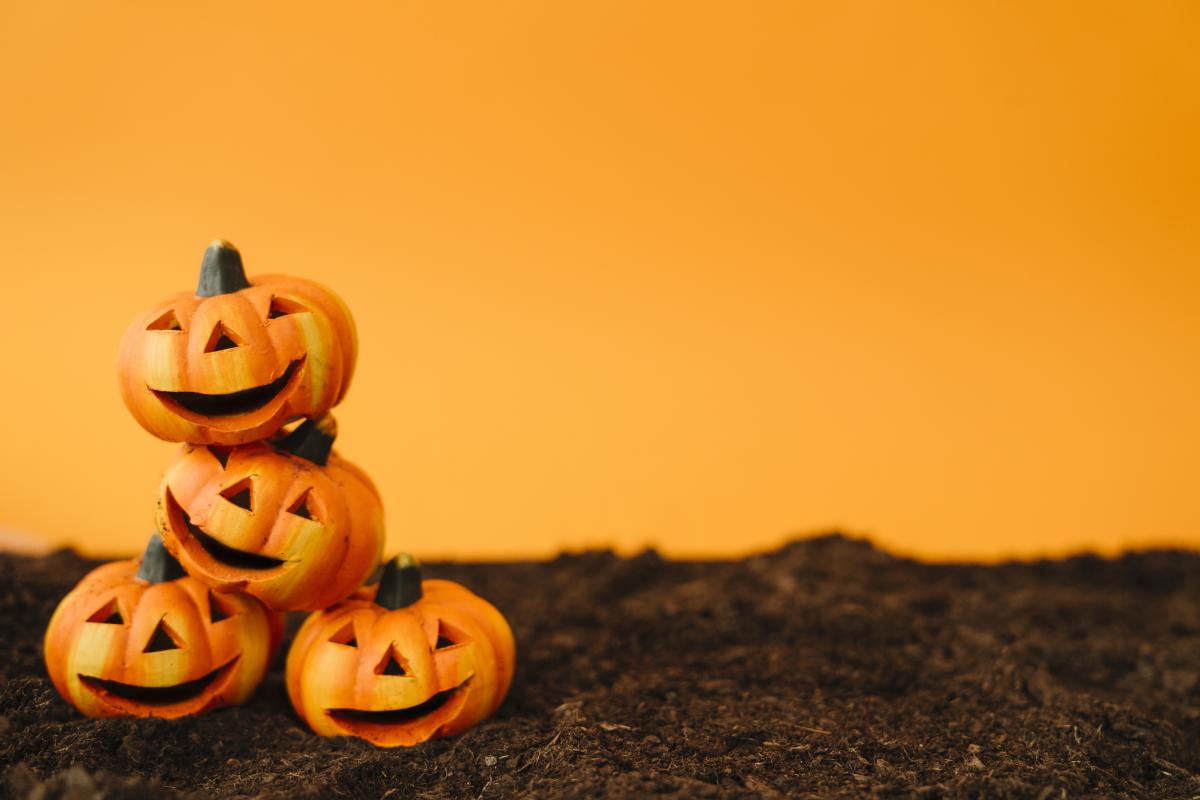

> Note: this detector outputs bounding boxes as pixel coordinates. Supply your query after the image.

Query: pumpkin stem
[196,240,252,297]
[136,533,187,584]
[375,554,423,609]
[275,414,337,465]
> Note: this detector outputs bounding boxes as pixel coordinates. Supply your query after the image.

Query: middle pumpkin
[157,413,385,611]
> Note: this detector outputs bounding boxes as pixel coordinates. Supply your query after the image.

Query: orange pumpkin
[287,555,515,747]
[117,240,357,445]
[157,414,385,611]
[43,534,282,719]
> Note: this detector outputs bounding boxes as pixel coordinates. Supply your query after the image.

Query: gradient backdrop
[1,2,1197,560]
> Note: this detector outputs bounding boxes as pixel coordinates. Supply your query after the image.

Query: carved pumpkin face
[117,240,357,445]
[157,414,385,611]
[43,535,282,719]
[287,556,515,747]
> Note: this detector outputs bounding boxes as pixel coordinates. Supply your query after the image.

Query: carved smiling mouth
[153,358,304,418]
[79,656,239,707]
[326,682,468,727]
[166,491,287,571]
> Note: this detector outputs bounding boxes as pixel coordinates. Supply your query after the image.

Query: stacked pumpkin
[43,241,515,747]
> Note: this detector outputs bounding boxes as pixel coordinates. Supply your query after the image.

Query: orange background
[1,2,1197,561]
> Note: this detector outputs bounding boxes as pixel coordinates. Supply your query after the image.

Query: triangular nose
[220,479,254,511]
[204,323,243,353]
[375,644,408,676]
[144,619,181,652]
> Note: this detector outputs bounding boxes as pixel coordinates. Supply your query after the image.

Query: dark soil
[4,535,1200,799]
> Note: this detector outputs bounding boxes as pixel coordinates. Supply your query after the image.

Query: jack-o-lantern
[157,413,384,611]
[43,534,282,719]
[117,240,357,445]
[286,554,515,747]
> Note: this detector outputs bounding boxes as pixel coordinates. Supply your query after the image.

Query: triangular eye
[435,621,459,649]
[268,296,308,319]
[87,599,124,624]
[143,619,183,652]
[208,446,232,469]
[204,323,243,353]
[146,309,183,332]
[329,621,357,648]
[220,479,254,511]
[209,591,232,623]
[375,645,410,676]
[286,489,318,522]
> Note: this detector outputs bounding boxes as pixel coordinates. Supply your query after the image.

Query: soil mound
[4,535,1199,798]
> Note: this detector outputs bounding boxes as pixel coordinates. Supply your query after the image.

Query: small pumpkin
[43,534,282,719]
[287,554,515,747]
[117,240,357,445]
[157,413,385,611]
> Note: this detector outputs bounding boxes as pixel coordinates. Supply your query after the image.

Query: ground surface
[4,535,1200,799]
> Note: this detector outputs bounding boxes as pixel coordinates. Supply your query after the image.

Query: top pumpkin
[117,241,357,444]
